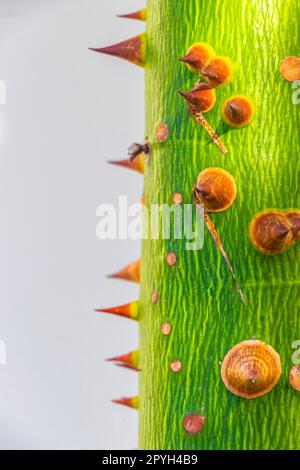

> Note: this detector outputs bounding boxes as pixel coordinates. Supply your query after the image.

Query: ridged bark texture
[140,0,300,450]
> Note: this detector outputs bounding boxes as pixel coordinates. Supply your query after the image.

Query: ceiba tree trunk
[139,0,300,449]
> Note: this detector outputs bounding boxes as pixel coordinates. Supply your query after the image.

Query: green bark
[139,0,300,450]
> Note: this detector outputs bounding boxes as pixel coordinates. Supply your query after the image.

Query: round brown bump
[194,167,237,213]
[178,83,216,114]
[180,42,215,73]
[249,210,298,255]
[166,252,177,266]
[221,339,282,399]
[151,291,158,304]
[289,365,300,392]
[173,193,183,205]
[201,56,233,87]
[280,56,300,82]
[222,96,254,128]
[183,413,206,435]
[156,122,169,142]
[170,360,182,373]
[161,322,172,335]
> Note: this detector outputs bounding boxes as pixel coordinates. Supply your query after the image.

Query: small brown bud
[173,193,183,205]
[280,56,300,82]
[161,322,172,335]
[289,365,300,392]
[178,83,216,113]
[201,56,233,86]
[151,291,158,304]
[156,122,169,142]
[183,413,206,435]
[180,42,215,73]
[250,210,295,255]
[222,96,254,128]
[166,252,177,266]
[170,360,182,373]
[194,167,237,213]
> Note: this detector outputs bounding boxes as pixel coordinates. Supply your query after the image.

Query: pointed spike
[112,396,139,410]
[89,33,147,67]
[197,206,245,303]
[108,259,140,283]
[108,153,145,174]
[117,9,147,21]
[95,301,140,321]
[191,110,228,155]
[106,350,140,371]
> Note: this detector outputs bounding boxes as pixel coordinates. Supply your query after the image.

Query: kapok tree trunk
[140,0,300,450]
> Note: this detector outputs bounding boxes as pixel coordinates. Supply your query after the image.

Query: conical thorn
[117,9,147,21]
[108,154,145,174]
[89,33,147,67]
[112,396,139,410]
[95,301,140,321]
[108,259,140,283]
[106,350,140,371]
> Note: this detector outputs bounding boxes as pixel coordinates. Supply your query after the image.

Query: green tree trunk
[140,0,300,450]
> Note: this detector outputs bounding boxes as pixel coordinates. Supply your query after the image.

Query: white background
[0,0,144,449]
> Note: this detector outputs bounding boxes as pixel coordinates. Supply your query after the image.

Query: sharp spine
[112,396,139,410]
[117,9,147,21]
[108,259,140,283]
[89,33,147,67]
[95,301,140,321]
[106,350,140,371]
[108,154,145,174]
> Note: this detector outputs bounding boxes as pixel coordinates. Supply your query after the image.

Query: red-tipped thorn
[112,396,139,410]
[108,259,140,284]
[89,33,147,67]
[108,153,145,174]
[106,350,140,371]
[95,301,140,321]
[117,9,147,21]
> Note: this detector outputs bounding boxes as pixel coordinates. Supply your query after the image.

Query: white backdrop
[0,0,145,449]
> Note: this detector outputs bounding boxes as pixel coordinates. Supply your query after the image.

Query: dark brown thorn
[196,204,245,303]
[189,106,228,155]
